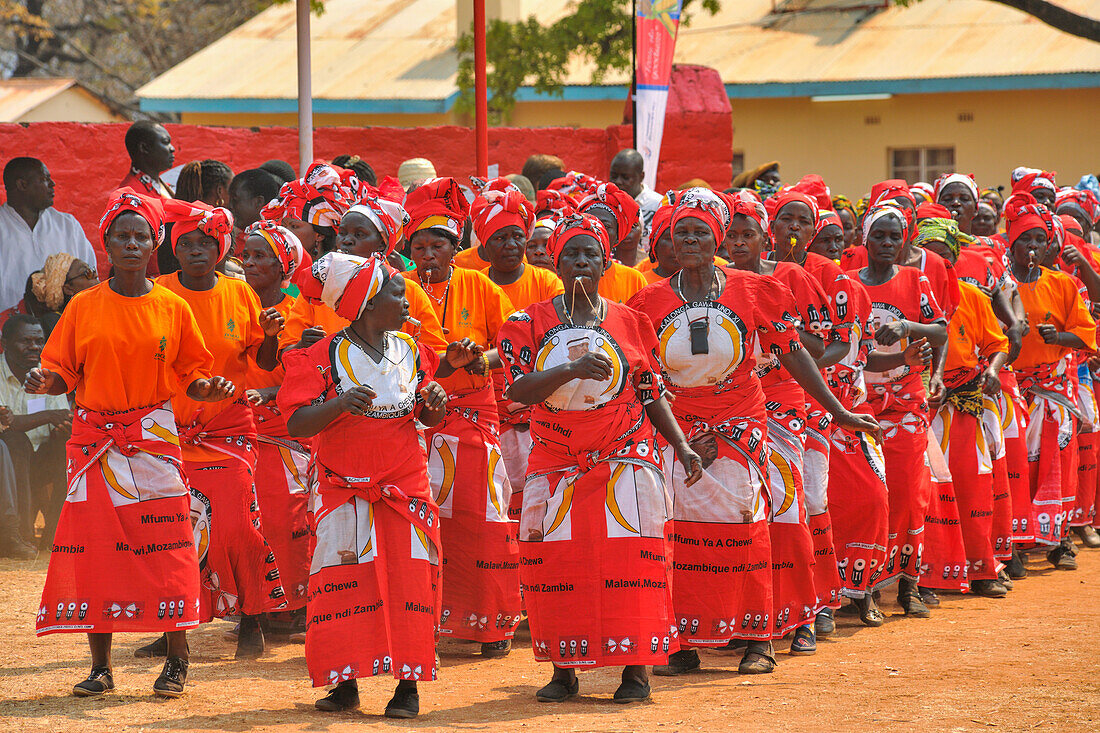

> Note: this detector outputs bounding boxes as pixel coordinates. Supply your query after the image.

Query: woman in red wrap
[916,218,1011,598]
[280,252,458,718]
[240,221,313,634]
[1006,195,1097,570]
[405,179,522,657]
[26,188,234,699]
[259,161,355,259]
[498,213,701,704]
[854,205,948,617]
[152,199,288,659]
[765,189,861,636]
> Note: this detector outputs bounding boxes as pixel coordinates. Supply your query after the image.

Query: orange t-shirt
[278,275,447,353]
[1015,267,1097,369]
[945,282,1010,371]
[244,293,294,391]
[599,261,648,304]
[493,263,564,311]
[42,281,212,413]
[452,246,491,272]
[420,268,514,393]
[158,273,266,459]
[635,256,728,275]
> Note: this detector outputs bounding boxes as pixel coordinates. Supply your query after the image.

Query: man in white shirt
[0,315,70,548]
[609,148,664,262]
[0,158,97,315]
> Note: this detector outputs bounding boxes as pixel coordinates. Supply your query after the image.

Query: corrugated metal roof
[137,0,1100,110]
[0,78,77,121]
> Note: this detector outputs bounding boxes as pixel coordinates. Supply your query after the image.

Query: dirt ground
[1,548,1098,733]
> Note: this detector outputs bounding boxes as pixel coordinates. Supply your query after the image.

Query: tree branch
[986,0,1100,41]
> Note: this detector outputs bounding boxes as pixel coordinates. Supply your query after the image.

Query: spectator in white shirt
[0,315,70,548]
[0,158,97,315]
[609,148,664,263]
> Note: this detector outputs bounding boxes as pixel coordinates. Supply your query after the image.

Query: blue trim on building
[139,73,1098,114]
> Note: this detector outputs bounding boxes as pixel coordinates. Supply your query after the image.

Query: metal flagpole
[474,0,489,177]
[296,0,313,175]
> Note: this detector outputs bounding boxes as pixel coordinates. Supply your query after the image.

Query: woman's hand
[567,352,613,381]
[1037,323,1062,345]
[445,338,483,369]
[902,337,932,367]
[337,385,377,416]
[245,386,279,405]
[259,307,285,337]
[874,320,909,346]
[927,372,946,412]
[23,367,56,395]
[297,326,326,349]
[832,410,882,443]
[420,381,447,411]
[0,405,11,429]
[980,367,1002,396]
[188,376,236,402]
[676,442,704,487]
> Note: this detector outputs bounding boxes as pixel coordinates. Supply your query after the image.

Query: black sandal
[384,681,419,719]
[535,674,578,702]
[315,680,359,712]
[73,666,114,697]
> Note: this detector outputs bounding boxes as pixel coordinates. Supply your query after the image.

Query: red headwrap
[243,220,310,286]
[910,182,935,204]
[790,174,833,212]
[294,252,396,322]
[933,173,978,202]
[546,213,611,268]
[1005,192,1055,245]
[345,196,410,256]
[404,177,471,241]
[1055,187,1099,225]
[669,187,732,245]
[545,171,600,199]
[535,188,578,218]
[869,179,916,209]
[916,202,952,220]
[261,161,353,228]
[578,182,640,245]
[1011,167,1057,196]
[813,209,842,238]
[471,188,535,245]
[163,199,234,260]
[728,189,769,234]
[766,189,819,229]
[98,187,165,247]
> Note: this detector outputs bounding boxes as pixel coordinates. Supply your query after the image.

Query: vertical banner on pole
[635,0,682,189]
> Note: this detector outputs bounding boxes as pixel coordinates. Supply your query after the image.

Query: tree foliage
[0,0,286,117]
[456,0,719,125]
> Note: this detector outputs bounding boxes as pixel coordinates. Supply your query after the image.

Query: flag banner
[635,0,683,189]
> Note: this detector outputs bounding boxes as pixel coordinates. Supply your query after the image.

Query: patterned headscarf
[535,188,578,218]
[832,194,857,224]
[934,173,979,202]
[869,179,916,209]
[471,188,535,245]
[914,217,962,259]
[578,182,640,245]
[345,196,410,256]
[404,177,471,241]
[813,209,842,238]
[727,188,769,234]
[1011,167,1057,198]
[546,213,611,268]
[1055,187,1099,225]
[1005,192,1055,245]
[790,174,834,212]
[294,251,396,322]
[243,220,309,286]
[862,204,910,244]
[261,161,353,228]
[670,187,733,245]
[163,199,234,260]
[910,182,935,204]
[545,171,600,199]
[99,187,165,248]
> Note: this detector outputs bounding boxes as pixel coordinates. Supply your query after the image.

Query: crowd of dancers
[24,152,1100,718]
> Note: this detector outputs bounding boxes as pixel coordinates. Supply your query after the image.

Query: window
[889,147,955,184]
[731,151,745,179]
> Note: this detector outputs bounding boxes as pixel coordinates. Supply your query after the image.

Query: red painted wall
[0,73,731,271]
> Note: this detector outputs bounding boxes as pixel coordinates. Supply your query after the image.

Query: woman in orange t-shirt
[154,200,288,660]
[1006,195,1097,568]
[26,189,232,699]
[240,221,313,630]
[406,180,522,657]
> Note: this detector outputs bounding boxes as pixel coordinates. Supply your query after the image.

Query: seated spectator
[0,315,70,548]
[0,407,35,558]
[23,254,98,341]
[0,158,97,317]
[120,120,175,198]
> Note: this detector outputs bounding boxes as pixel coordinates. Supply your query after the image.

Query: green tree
[456,0,719,125]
